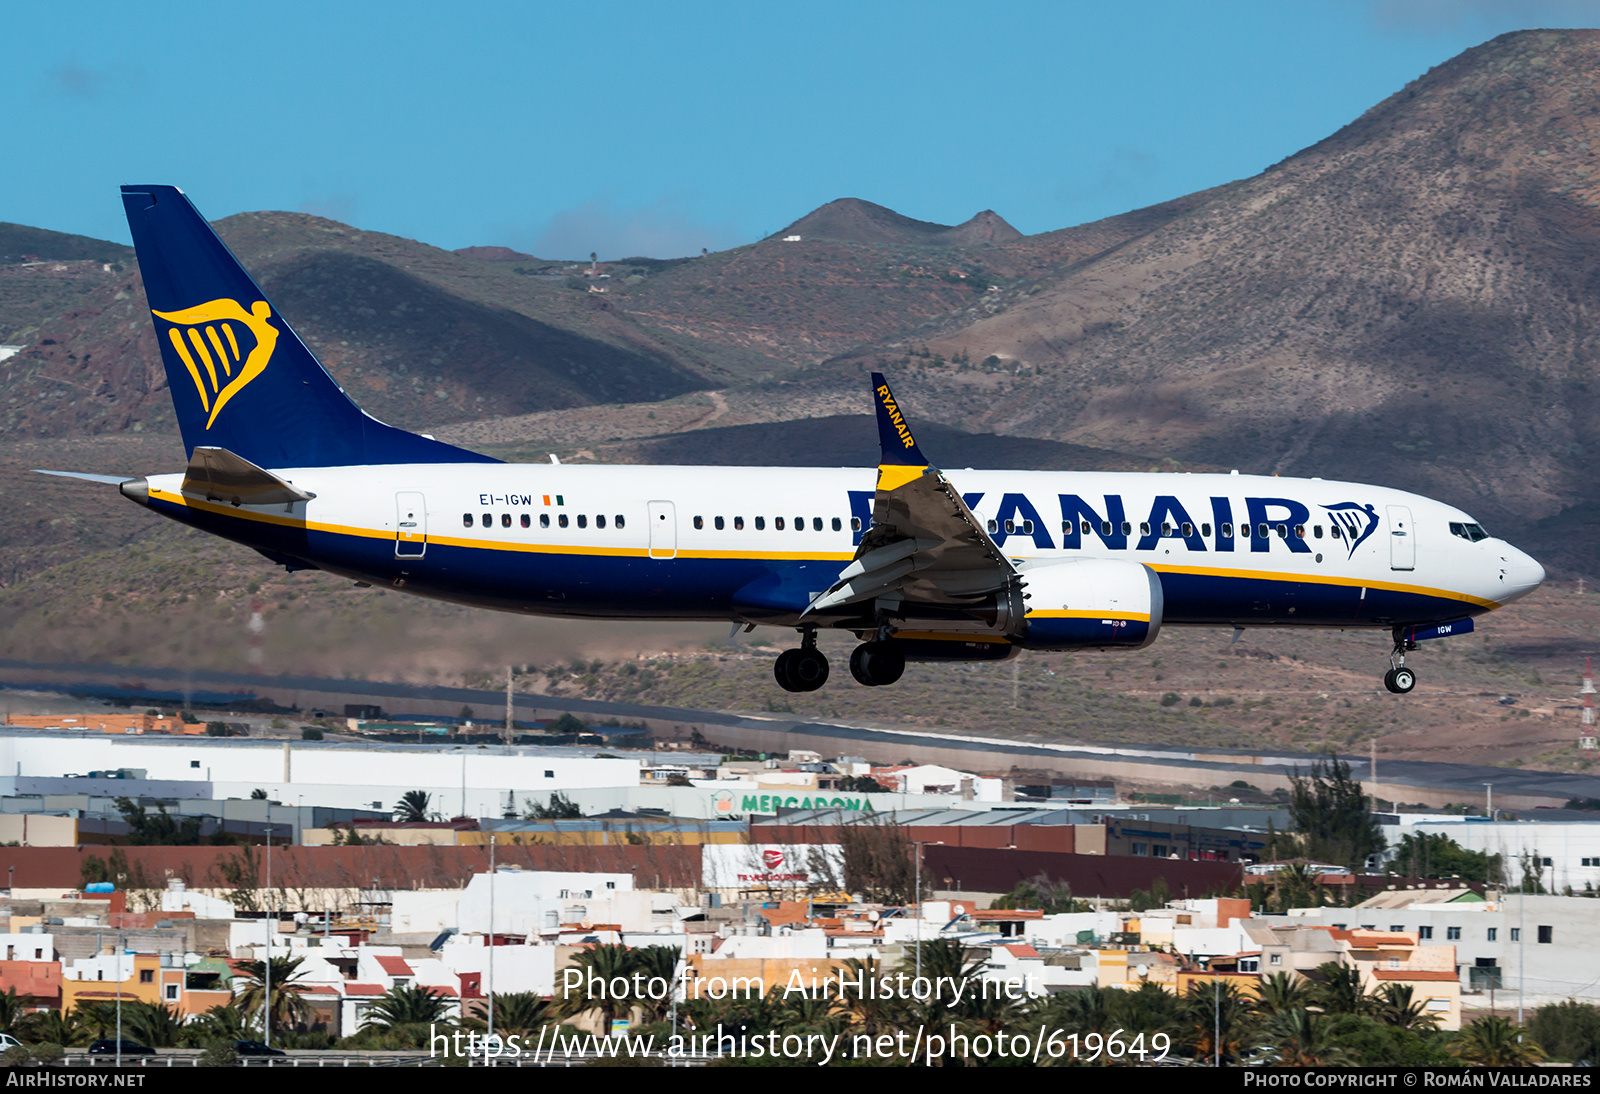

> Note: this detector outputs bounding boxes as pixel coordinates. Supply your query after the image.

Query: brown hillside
[861,30,1600,573]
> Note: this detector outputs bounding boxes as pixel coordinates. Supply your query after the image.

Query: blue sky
[4,1,1597,259]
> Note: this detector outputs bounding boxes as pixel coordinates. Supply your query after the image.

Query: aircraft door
[648,500,677,559]
[396,492,427,558]
[1386,504,1414,571]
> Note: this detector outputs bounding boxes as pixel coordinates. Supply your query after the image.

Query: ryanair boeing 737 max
[39,186,1546,694]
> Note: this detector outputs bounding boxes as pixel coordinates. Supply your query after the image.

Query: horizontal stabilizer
[32,469,136,485]
[181,446,316,507]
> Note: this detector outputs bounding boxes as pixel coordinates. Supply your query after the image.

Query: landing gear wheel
[775,648,828,692]
[849,641,905,687]
[1383,668,1399,693]
[1391,666,1416,694]
[774,649,800,692]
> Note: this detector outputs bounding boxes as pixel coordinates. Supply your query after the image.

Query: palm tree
[834,956,894,1038]
[1266,1008,1355,1066]
[1256,971,1315,1015]
[627,946,681,1024]
[182,1003,252,1047]
[550,944,637,1029]
[19,1008,85,1047]
[395,790,432,823]
[71,1002,119,1041]
[124,1001,184,1048]
[0,988,33,1034]
[1310,962,1375,1016]
[1451,1016,1547,1066]
[233,956,316,1035]
[1376,983,1440,1030]
[485,992,551,1037]
[1182,979,1256,1064]
[364,984,453,1030]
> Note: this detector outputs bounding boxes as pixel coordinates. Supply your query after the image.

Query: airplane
[39,186,1546,696]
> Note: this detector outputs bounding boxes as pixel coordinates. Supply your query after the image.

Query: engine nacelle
[1013,557,1163,650]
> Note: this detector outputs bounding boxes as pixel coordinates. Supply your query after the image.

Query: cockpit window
[1450,521,1489,543]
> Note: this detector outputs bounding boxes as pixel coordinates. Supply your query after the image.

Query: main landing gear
[1384,629,1418,694]
[772,631,908,691]
[774,629,829,693]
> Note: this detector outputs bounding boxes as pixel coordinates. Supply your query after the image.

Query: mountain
[453,245,536,262]
[5,30,1600,577]
[0,224,132,265]
[774,198,1022,246]
[850,30,1600,569]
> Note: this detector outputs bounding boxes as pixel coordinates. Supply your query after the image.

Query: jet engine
[1012,557,1163,650]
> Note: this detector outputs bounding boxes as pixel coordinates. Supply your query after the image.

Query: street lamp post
[264,804,272,1050]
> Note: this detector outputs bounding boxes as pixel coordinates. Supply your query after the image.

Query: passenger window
[615,515,625,529]
[1181,522,1192,538]
[1101,521,1112,536]
[1240,523,1250,538]
[1121,521,1132,536]
[462,514,472,528]
[1330,525,1342,539]
[1294,524,1305,538]
[1080,520,1091,535]
[1201,523,1211,537]
[987,519,999,534]
[756,517,766,530]
[540,513,550,529]
[850,517,861,532]
[596,514,606,529]
[1161,522,1172,537]
[693,516,704,530]
[813,517,823,531]
[1258,523,1269,538]
[558,514,569,528]
[1276,524,1287,538]
[714,516,724,530]
[481,513,492,528]
[501,513,511,528]
[577,514,587,529]
[775,517,785,530]
[1221,523,1233,538]
[1140,522,1151,536]
[735,516,745,530]
[1004,520,1015,535]
[521,514,530,529]
[795,517,803,531]
[1061,521,1070,534]
[1313,525,1323,539]
[831,517,841,532]
[1023,520,1034,534]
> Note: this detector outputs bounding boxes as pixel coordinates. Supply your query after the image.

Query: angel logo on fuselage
[1323,502,1379,559]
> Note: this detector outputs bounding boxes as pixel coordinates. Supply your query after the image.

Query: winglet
[871,372,930,490]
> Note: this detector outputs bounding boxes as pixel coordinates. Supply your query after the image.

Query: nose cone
[1498,545,1545,605]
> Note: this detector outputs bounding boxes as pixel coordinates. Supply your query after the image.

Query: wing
[806,374,1017,617]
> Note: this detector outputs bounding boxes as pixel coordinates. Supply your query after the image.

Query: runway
[0,657,1588,811]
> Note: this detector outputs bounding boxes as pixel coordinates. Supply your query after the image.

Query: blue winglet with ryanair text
[871,371,930,482]
[121,185,496,470]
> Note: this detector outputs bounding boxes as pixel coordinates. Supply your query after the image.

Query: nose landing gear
[774,628,829,693]
[1384,629,1418,694]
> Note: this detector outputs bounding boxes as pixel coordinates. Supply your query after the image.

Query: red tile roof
[344,983,387,996]
[375,956,414,977]
[1372,969,1459,982]
[971,909,1044,920]
[1004,944,1042,959]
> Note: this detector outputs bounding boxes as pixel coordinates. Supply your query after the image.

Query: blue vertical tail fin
[121,185,496,468]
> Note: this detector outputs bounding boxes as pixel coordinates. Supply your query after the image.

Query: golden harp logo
[151,299,279,429]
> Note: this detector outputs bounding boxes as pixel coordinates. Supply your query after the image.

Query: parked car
[86,1039,154,1056]
[0,1033,24,1051]
[232,1041,286,1057]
